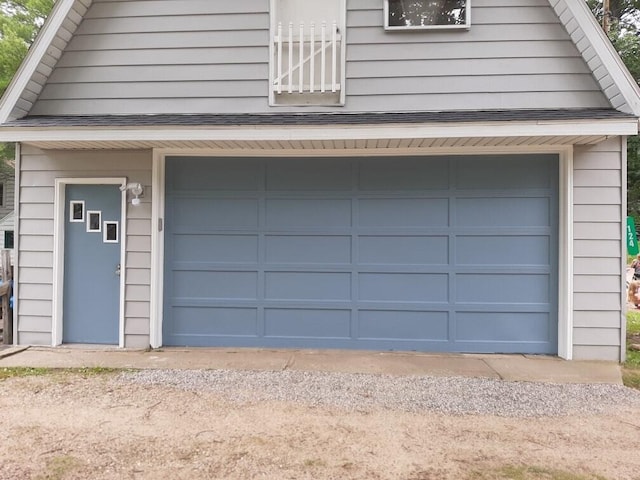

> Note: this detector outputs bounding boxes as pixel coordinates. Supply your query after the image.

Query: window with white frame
[385,0,469,30]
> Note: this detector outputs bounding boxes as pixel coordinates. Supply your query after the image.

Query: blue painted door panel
[163,155,558,353]
[63,184,120,344]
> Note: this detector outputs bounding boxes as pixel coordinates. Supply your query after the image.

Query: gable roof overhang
[550,0,640,117]
[0,110,636,151]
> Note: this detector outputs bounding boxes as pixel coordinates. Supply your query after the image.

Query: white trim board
[0,119,637,144]
[150,151,165,349]
[558,148,574,360]
[150,146,574,358]
[12,143,20,346]
[52,177,128,348]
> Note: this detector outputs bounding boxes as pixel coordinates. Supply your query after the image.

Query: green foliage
[0,0,54,97]
[0,0,53,171]
[628,309,640,335]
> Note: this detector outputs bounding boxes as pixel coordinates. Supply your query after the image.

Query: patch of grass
[622,369,640,389]
[469,465,608,480]
[627,310,640,335]
[303,458,327,468]
[72,366,122,376]
[0,366,122,381]
[623,310,640,390]
[0,367,51,380]
[35,455,82,480]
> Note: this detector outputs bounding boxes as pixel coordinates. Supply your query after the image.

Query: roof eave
[0,118,636,147]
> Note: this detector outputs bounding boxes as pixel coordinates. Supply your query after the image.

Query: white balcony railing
[273,21,342,95]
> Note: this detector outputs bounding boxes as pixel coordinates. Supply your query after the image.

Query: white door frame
[52,177,128,347]
[150,147,573,358]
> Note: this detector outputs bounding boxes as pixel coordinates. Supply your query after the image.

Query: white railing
[273,21,341,95]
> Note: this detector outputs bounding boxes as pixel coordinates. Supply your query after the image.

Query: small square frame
[70,200,85,223]
[86,210,102,232]
[103,221,119,243]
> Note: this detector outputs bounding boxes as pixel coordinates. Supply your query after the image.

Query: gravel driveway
[121,369,640,417]
[2,368,640,480]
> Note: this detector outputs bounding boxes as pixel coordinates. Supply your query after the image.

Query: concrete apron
[0,346,623,385]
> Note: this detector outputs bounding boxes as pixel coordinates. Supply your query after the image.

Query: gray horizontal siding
[17,146,152,348]
[29,0,609,115]
[572,137,624,361]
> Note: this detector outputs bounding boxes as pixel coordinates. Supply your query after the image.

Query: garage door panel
[164,155,558,353]
[266,159,352,191]
[169,306,258,337]
[265,272,352,301]
[174,234,259,263]
[359,273,448,302]
[358,310,449,340]
[456,312,551,342]
[359,235,448,265]
[173,271,258,299]
[358,156,449,191]
[172,197,259,229]
[170,157,263,191]
[264,309,351,338]
[265,235,352,264]
[456,236,550,266]
[456,274,550,304]
[265,199,352,228]
[456,197,550,227]
[456,155,553,190]
[358,198,449,227]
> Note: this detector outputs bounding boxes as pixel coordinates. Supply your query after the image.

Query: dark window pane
[388,0,467,27]
[4,231,13,249]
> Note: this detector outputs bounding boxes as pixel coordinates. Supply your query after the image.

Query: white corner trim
[563,0,640,116]
[150,151,165,348]
[557,148,574,360]
[12,143,20,346]
[620,136,628,363]
[0,0,78,124]
[52,177,128,347]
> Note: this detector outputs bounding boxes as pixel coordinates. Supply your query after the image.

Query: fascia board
[564,0,640,116]
[0,119,637,143]
[0,0,78,124]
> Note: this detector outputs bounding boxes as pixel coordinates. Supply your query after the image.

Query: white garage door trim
[150,146,574,358]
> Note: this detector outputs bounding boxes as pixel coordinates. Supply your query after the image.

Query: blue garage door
[163,155,558,354]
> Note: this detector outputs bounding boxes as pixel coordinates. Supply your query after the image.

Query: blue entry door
[63,184,121,344]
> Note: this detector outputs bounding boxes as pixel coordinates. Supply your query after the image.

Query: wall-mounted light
[120,182,144,206]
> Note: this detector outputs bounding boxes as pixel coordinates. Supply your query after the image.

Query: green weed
[469,465,608,480]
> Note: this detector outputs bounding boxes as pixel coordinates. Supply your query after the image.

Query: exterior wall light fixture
[120,182,144,206]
